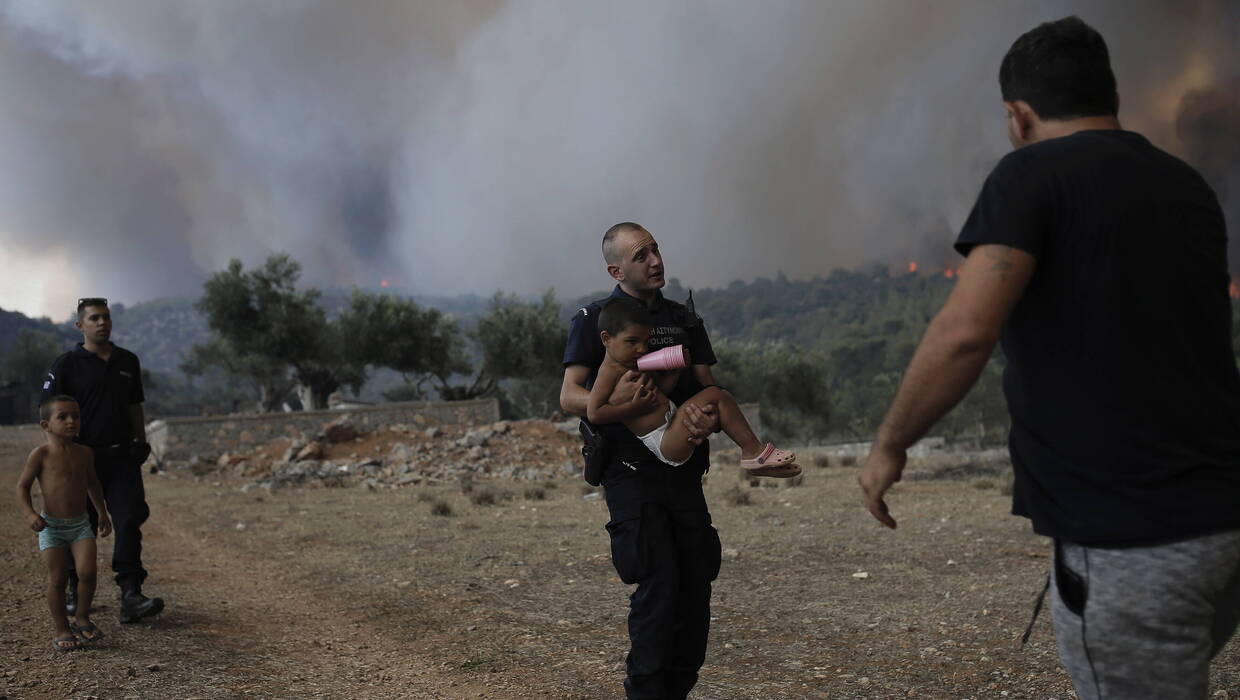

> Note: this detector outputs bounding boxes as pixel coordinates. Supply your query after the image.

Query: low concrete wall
[148,398,500,462]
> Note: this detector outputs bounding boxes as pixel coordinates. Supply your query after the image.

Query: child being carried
[587,299,801,477]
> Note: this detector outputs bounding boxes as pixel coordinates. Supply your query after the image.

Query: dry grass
[722,484,753,506]
[3,424,1238,699]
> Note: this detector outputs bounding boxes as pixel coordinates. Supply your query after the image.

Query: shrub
[723,484,752,506]
[470,487,500,506]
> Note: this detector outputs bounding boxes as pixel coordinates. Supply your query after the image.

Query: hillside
[0,307,75,356]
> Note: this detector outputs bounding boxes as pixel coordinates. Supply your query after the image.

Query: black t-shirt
[956,129,1240,544]
[563,285,717,486]
[42,343,145,447]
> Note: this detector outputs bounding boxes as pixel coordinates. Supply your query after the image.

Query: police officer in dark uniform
[561,223,723,700]
[42,297,164,623]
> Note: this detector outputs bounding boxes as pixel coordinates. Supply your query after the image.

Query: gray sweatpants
[1050,529,1240,699]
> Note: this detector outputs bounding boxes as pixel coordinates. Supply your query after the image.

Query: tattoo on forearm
[985,246,1014,280]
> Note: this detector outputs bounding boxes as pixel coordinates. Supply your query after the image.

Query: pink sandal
[747,462,802,478]
[741,443,796,470]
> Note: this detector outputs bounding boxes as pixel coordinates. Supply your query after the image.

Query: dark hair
[40,395,77,421]
[602,222,645,264]
[598,298,652,336]
[76,297,108,320]
[999,16,1118,120]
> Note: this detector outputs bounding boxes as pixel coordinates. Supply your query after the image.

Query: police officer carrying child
[561,223,723,700]
[42,297,164,623]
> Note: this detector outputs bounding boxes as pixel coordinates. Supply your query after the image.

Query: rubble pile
[177,414,586,491]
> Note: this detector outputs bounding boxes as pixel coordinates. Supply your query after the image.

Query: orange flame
[908,261,918,273]
[380,279,391,288]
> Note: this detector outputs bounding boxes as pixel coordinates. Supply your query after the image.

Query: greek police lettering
[648,325,687,349]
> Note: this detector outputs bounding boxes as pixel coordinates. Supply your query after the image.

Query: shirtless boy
[16,395,113,652]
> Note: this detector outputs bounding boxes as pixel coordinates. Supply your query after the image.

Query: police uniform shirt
[42,343,144,447]
[563,285,716,396]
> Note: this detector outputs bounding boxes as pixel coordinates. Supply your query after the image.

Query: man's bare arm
[860,244,1035,528]
[560,365,592,416]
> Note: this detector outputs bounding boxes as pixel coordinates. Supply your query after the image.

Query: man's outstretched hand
[858,444,907,529]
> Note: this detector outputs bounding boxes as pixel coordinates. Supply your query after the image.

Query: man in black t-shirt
[43,298,165,624]
[561,222,723,700]
[857,17,1240,699]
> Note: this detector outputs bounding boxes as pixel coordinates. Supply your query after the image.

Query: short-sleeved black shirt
[42,343,145,447]
[956,129,1240,544]
[564,285,717,489]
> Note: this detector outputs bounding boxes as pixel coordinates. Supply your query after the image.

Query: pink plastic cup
[638,345,690,371]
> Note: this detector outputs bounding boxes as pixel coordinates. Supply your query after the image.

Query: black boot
[119,587,164,624]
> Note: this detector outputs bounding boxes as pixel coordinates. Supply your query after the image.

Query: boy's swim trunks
[38,513,94,551]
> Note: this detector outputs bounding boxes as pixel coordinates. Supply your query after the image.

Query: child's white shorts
[636,406,688,467]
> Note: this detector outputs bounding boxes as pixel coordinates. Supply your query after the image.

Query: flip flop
[51,634,80,652]
[71,622,105,643]
[740,443,796,470]
[747,462,802,478]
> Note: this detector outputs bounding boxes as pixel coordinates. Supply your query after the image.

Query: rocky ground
[174,415,586,493]
[2,421,1238,699]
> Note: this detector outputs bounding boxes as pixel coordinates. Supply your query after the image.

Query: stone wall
[148,398,500,462]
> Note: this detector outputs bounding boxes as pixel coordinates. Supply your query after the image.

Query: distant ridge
[0,307,76,356]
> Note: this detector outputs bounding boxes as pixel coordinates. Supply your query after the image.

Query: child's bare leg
[660,387,764,463]
[42,548,73,638]
[69,538,98,629]
[708,387,767,459]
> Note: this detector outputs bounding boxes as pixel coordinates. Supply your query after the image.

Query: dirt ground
[2,423,1238,699]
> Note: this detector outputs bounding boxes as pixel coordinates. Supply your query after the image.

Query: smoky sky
[0,0,1235,319]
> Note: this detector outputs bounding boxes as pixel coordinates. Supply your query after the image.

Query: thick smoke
[0,0,1234,319]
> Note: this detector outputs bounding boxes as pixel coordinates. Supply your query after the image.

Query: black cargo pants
[607,495,722,699]
[68,447,151,591]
